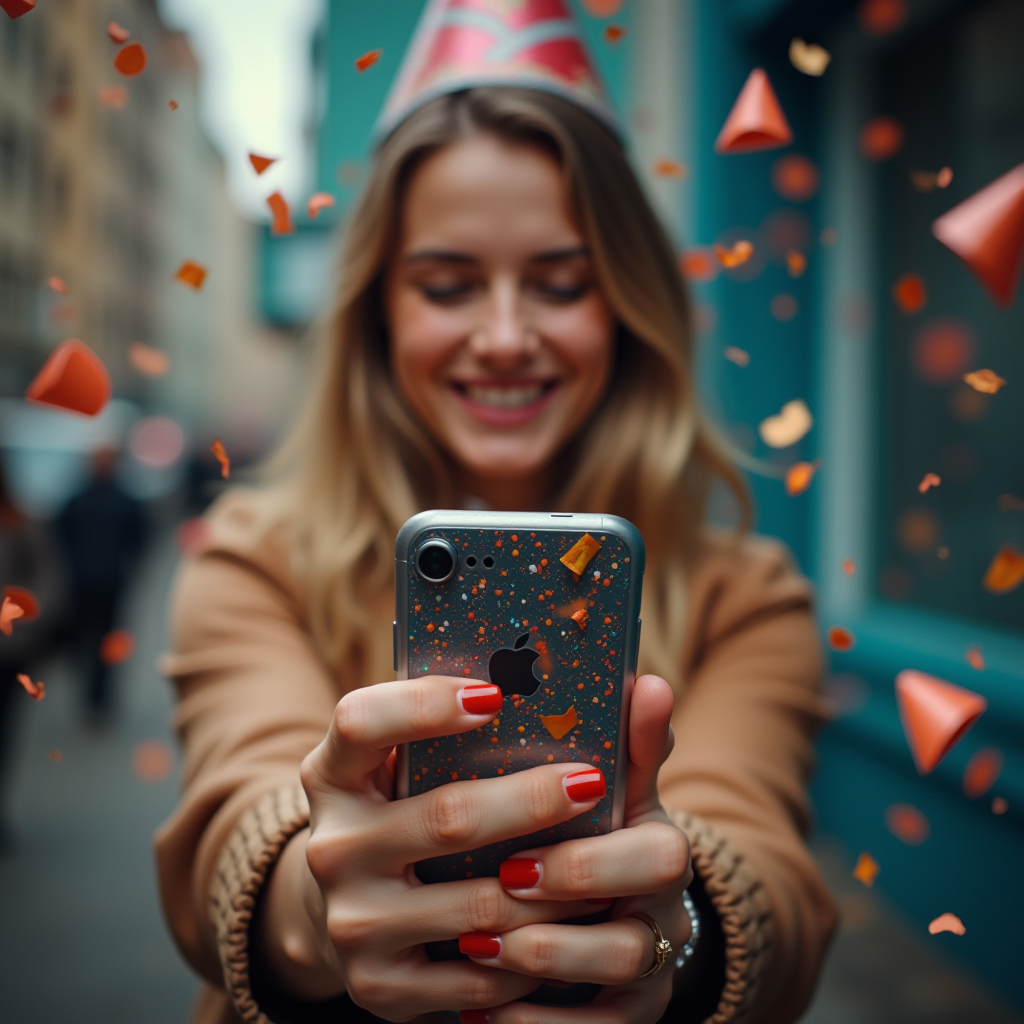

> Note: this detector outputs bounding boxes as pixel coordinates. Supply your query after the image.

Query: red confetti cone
[714,69,793,154]
[1,0,36,19]
[932,162,1024,307]
[895,670,987,774]
[26,339,111,417]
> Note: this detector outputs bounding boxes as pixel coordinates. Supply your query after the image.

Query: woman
[156,7,836,1023]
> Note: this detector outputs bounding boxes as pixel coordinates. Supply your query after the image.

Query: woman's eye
[533,281,590,302]
[420,281,476,303]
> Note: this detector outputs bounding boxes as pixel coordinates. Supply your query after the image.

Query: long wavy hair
[263,87,750,687]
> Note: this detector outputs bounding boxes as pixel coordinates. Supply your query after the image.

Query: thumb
[624,674,675,819]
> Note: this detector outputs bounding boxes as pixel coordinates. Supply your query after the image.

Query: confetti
[895,669,987,774]
[175,260,207,290]
[106,21,130,44]
[859,117,904,160]
[852,852,879,887]
[982,545,1024,593]
[560,534,601,579]
[570,608,589,631]
[266,191,295,236]
[771,294,798,321]
[999,494,1024,512]
[100,629,135,665]
[827,626,855,651]
[788,38,831,76]
[962,369,1006,394]
[307,191,336,218]
[771,154,819,202]
[892,273,926,313]
[910,166,953,191]
[963,747,1002,799]
[715,68,793,153]
[17,673,44,701]
[714,240,754,268]
[97,85,128,109]
[0,596,24,635]
[820,226,839,246]
[759,399,813,448]
[0,0,36,18]
[540,705,577,741]
[917,473,941,493]
[128,342,170,377]
[3,585,39,621]
[603,24,626,44]
[211,438,230,479]
[724,346,750,367]
[965,646,985,671]
[785,461,819,496]
[842,559,856,575]
[248,152,277,175]
[113,41,147,77]
[928,913,965,936]
[653,158,687,178]
[992,797,1008,814]
[47,750,62,762]
[858,0,907,35]
[355,49,382,72]
[26,339,111,417]
[913,320,975,384]
[133,739,174,782]
[679,248,719,283]
[168,100,178,111]
[582,0,624,14]
[885,803,930,845]
[47,275,69,295]
[786,251,807,277]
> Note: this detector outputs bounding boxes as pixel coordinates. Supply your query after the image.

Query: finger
[467,982,673,1024]
[624,675,674,819]
[496,821,689,900]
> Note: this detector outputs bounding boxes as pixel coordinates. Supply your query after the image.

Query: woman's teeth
[464,384,545,409]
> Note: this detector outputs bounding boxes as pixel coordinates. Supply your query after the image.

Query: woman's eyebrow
[529,245,590,265]
[403,249,479,266]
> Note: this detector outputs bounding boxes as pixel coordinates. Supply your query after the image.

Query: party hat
[375,0,618,144]
[715,68,793,154]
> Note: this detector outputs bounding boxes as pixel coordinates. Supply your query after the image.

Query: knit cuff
[210,783,311,1024]
[669,810,775,1024]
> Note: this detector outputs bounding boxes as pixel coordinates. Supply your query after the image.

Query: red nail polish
[459,932,501,958]
[460,1011,491,1024]
[459,684,503,716]
[563,767,605,803]
[499,857,541,889]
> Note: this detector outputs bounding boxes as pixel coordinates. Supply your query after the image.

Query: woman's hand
[453,674,693,1024]
[257,676,611,1021]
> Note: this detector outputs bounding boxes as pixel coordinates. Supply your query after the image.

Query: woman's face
[385,134,615,507]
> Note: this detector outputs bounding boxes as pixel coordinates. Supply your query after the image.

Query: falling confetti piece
[827,626,855,651]
[885,803,930,845]
[603,24,626,44]
[715,68,793,154]
[759,399,813,448]
[786,461,819,496]
[97,85,129,109]
[26,339,111,417]
[963,747,1003,799]
[912,320,975,384]
[113,41,147,77]
[910,167,953,191]
[895,669,987,774]
[168,99,178,111]
[982,545,1024,593]
[965,646,985,671]
[653,158,687,178]
[852,852,879,887]
[962,369,1006,394]
[679,248,719,283]
[770,293,798,321]
[859,117,904,160]
[771,154,819,202]
[540,705,578,741]
[3,586,39,622]
[892,273,927,313]
[820,227,839,246]
[16,673,44,701]
[266,191,295,236]
[560,534,601,579]
[133,739,174,782]
[47,275,69,295]
[842,559,856,575]
[571,608,589,631]
[788,38,831,76]
[0,0,36,18]
[724,346,750,367]
[106,21,130,44]
[714,240,754,268]
[928,913,965,936]
[355,49,382,72]
[992,797,1008,814]
[937,545,949,560]
[175,260,207,290]
[918,473,941,493]
[307,191,336,218]
[127,342,170,377]
[999,494,1024,512]
[47,750,62,762]
[582,0,624,14]
[0,597,24,635]
[248,152,277,175]
[211,438,230,479]
[100,629,135,665]
[786,251,807,277]
[858,0,907,35]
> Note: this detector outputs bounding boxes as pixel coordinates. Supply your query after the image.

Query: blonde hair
[264,88,750,686]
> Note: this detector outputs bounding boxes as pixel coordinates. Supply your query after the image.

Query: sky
[157,0,326,219]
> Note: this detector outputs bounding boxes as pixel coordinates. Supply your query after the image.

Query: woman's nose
[469,278,539,365]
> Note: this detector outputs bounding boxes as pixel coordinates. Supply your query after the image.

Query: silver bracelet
[675,888,701,970]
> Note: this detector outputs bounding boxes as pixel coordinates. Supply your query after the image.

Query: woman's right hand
[257,676,605,1021]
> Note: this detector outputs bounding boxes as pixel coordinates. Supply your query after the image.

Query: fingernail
[458,684,503,716]
[499,857,541,890]
[460,1011,492,1023]
[458,932,502,958]
[563,767,605,803]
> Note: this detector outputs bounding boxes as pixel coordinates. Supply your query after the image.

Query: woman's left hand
[457,673,692,1023]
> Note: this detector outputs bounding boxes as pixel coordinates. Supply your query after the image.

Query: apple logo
[488,633,543,698]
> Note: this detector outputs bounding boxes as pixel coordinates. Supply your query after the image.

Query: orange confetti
[827,626,855,651]
[128,342,170,377]
[992,797,1008,814]
[785,461,819,496]
[168,99,179,111]
[965,646,985,671]
[97,85,128,109]
[133,739,174,782]
[211,438,230,479]
[571,608,589,631]
[788,38,830,76]
[860,117,904,160]
[724,346,750,367]
[266,191,295,236]
[910,167,953,191]
[896,670,987,774]
[714,240,754,268]
[892,273,927,313]
[1,596,24,635]
[51,301,77,322]
[679,248,719,283]
[47,750,62,762]
[113,41,147,77]
[842,559,856,575]
[962,369,1006,394]
[770,294,798,321]
[858,0,907,35]
[653,158,688,178]
[928,913,965,936]
[248,152,277,175]
[786,251,807,277]
[603,24,626,44]
[917,472,941,493]
[307,191,336,219]
[3,585,39,621]
[772,154,820,202]
[582,0,624,14]
[355,49,382,72]
[100,628,135,665]
[982,545,1024,593]
[1,0,36,18]
[175,260,207,290]
[885,803,930,845]
[540,705,577,741]
[715,68,793,154]
[106,21,130,44]
[26,339,111,417]
[852,852,879,887]
[47,275,69,295]
[560,533,601,579]
[17,673,45,702]
[963,748,1003,799]
[759,399,813,448]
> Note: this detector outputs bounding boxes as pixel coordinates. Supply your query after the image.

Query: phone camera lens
[482,556,495,568]
[465,555,478,568]
[414,539,457,583]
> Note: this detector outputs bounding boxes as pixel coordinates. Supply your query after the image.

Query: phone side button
[393,620,398,672]
[634,618,642,672]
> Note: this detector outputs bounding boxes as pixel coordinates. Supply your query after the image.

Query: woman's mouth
[449,379,560,425]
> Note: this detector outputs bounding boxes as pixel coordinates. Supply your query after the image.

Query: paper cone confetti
[26,339,111,417]
[714,69,793,154]
[895,669,987,774]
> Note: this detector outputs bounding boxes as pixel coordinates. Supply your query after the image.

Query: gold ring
[630,912,673,979]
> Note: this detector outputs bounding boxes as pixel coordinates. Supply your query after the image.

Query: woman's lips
[448,380,560,427]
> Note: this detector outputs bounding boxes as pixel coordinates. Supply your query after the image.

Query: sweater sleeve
[658,534,838,1024]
